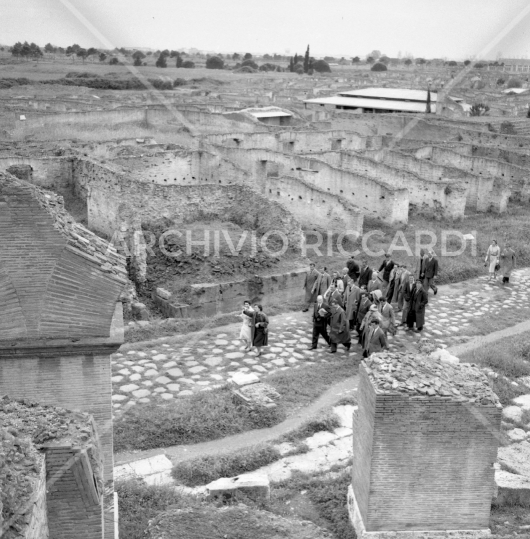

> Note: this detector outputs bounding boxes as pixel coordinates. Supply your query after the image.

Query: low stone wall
[150,269,308,318]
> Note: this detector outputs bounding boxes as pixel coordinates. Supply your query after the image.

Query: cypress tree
[304,45,310,73]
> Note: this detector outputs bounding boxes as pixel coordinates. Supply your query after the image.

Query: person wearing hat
[345,278,362,332]
[360,303,382,348]
[328,298,351,353]
[303,263,321,312]
[406,279,429,332]
[397,264,411,312]
[378,252,395,297]
[358,259,373,289]
[355,288,372,342]
[421,250,438,295]
[367,271,383,294]
[401,274,416,325]
[378,296,396,336]
[500,242,516,285]
[363,318,388,358]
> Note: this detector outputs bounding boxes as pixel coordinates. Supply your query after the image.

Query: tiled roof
[23,178,128,284]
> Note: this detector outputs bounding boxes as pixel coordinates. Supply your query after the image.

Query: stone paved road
[111,269,530,412]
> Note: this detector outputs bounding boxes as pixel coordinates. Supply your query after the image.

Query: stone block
[494,469,530,507]
[498,440,530,477]
[503,405,523,423]
[156,287,172,300]
[513,394,530,410]
[206,472,270,502]
[231,372,260,386]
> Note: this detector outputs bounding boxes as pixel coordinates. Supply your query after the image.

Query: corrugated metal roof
[338,88,438,102]
[248,111,292,118]
[304,95,436,113]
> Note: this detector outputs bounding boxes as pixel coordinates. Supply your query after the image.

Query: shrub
[173,78,186,87]
[206,56,224,69]
[469,102,490,116]
[172,444,281,486]
[313,59,331,73]
[182,60,195,68]
[109,57,119,65]
[235,66,258,73]
[497,77,505,86]
[155,53,167,68]
[259,62,280,72]
[507,78,523,89]
[241,59,258,69]
[371,62,387,71]
[147,78,173,90]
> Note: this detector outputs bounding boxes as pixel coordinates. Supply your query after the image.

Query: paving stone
[161,393,174,400]
[167,368,184,379]
[163,361,178,369]
[152,354,167,361]
[120,384,140,393]
[118,368,131,376]
[185,361,199,367]
[112,376,124,383]
[142,380,153,387]
[130,374,142,382]
[112,395,128,402]
[144,369,159,377]
[167,384,181,392]
[225,352,245,359]
[215,339,229,345]
[155,376,172,385]
[138,398,151,403]
[154,387,166,393]
[189,366,207,374]
[132,389,151,399]
[204,357,223,367]
[179,390,194,396]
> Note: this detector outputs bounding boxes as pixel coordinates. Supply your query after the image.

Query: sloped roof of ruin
[304,95,438,113]
[0,172,127,340]
[363,351,501,406]
[339,88,439,102]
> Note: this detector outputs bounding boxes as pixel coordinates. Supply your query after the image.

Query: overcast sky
[1,0,530,59]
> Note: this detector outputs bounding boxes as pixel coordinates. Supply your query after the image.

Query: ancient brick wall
[352,364,501,533]
[0,157,73,197]
[24,455,49,539]
[425,146,530,202]
[303,150,467,220]
[44,447,102,539]
[209,145,409,224]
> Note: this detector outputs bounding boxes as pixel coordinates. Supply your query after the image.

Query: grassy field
[114,357,356,452]
[459,331,530,405]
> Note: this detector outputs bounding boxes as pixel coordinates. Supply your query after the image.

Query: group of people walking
[304,251,439,357]
[237,241,516,360]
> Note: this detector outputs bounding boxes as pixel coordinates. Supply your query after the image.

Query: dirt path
[114,375,358,466]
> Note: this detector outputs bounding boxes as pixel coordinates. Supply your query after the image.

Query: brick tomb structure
[0,173,127,538]
[0,397,103,539]
[349,351,502,539]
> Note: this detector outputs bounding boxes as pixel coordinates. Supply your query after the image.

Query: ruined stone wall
[0,157,73,197]
[208,145,409,224]
[416,146,530,202]
[201,130,384,154]
[303,150,467,219]
[364,148,509,212]
[186,269,307,316]
[266,174,363,233]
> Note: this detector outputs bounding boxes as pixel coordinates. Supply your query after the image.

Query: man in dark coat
[358,259,373,289]
[309,294,331,349]
[406,280,429,332]
[363,318,389,358]
[421,250,438,295]
[328,299,351,353]
[378,252,395,298]
[355,289,372,342]
[303,263,321,312]
[346,256,360,281]
[401,274,415,325]
[314,267,331,296]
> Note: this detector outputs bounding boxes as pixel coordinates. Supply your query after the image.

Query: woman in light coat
[485,239,501,281]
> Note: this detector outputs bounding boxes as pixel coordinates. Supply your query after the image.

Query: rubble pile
[363,351,502,407]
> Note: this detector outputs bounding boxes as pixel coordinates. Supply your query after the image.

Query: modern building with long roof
[304,87,463,114]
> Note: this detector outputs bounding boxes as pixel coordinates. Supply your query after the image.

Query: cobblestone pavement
[111,269,530,412]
